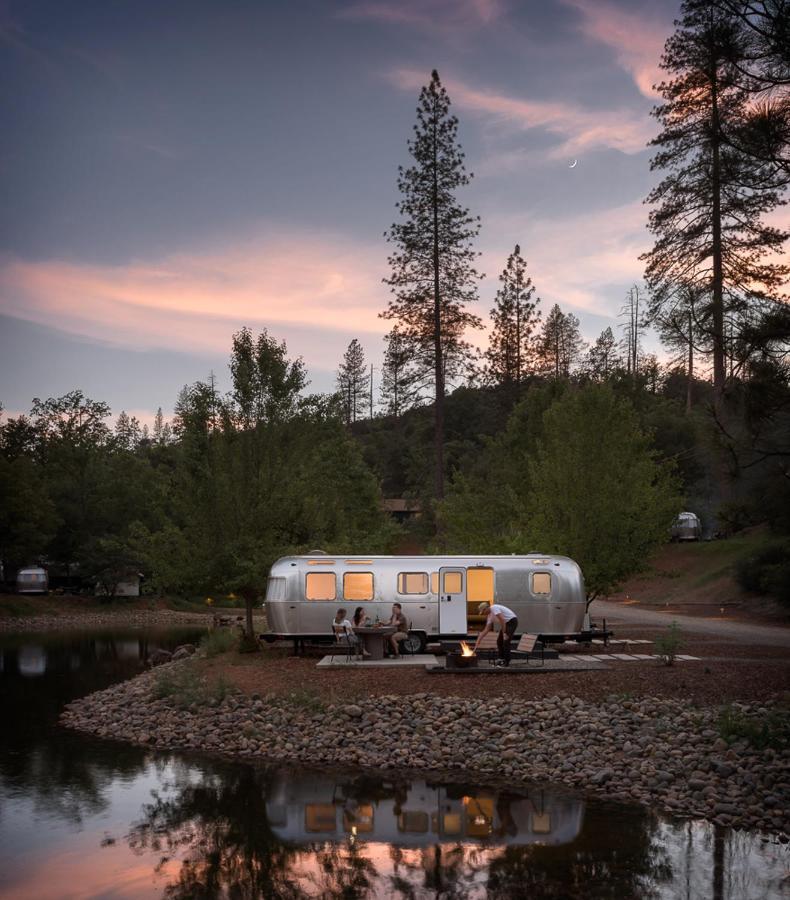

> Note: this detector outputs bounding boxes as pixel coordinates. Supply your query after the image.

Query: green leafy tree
[148,329,395,639]
[383,69,483,503]
[526,384,682,604]
[440,383,568,552]
[0,454,56,572]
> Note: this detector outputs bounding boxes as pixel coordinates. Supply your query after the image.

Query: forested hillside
[2,0,789,619]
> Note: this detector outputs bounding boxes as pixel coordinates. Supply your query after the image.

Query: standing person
[386,602,409,659]
[473,602,518,667]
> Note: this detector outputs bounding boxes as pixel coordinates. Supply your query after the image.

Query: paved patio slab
[317,654,438,668]
[426,657,607,674]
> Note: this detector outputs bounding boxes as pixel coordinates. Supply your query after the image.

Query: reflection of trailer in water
[265,775,584,847]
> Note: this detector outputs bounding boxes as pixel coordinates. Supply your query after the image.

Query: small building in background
[95,572,143,598]
[381,498,422,524]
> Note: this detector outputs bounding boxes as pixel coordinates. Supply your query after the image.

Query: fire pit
[446,641,478,670]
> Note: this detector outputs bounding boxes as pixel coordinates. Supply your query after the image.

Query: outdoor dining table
[353,626,396,661]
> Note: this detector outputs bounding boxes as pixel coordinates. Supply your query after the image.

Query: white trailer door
[438,567,467,634]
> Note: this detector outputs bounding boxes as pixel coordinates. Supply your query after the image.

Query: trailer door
[438,567,467,634]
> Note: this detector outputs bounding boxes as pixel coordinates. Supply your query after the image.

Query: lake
[0,627,786,899]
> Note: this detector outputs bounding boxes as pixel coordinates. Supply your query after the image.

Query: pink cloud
[341,0,504,31]
[0,230,391,370]
[389,68,652,156]
[478,202,650,321]
[559,0,671,99]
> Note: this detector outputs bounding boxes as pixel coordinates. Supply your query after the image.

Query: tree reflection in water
[123,765,679,900]
[0,629,202,827]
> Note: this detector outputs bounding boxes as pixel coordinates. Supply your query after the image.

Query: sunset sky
[0,0,682,423]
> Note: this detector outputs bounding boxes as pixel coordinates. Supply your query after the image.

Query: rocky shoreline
[60,658,789,837]
[0,609,217,633]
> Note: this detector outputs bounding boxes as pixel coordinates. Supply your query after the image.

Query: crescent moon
[569,159,578,168]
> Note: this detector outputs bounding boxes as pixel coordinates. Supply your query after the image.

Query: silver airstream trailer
[15,566,49,595]
[671,511,702,541]
[263,552,587,650]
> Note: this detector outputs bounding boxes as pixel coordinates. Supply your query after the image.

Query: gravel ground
[208,649,790,706]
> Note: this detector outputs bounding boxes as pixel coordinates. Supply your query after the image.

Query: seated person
[332,608,367,659]
[386,602,409,659]
[353,606,370,628]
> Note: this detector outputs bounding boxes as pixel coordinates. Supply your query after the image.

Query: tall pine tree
[380,328,422,418]
[336,339,369,424]
[485,244,542,394]
[642,1,788,424]
[537,304,585,379]
[382,70,482,502]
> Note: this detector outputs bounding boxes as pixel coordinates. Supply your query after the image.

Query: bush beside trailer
[263,552,591,651]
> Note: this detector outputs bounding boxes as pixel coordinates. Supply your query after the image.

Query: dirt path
[594,600,790,648]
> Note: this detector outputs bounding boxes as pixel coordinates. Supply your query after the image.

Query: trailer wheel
[261,634,277,644]
[402,631,426,654]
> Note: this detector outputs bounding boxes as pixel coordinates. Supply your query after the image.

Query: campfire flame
[459,641,475,657]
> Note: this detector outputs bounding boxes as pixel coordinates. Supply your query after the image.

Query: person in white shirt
[332,608,365,660]
[473,602,519,667]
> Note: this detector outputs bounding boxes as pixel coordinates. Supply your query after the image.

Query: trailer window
[266,577,286,601]
[398,572,429,594]
[343,572,374,601]
[305,572,336,600]
[442,571,462,593]
[305,804,337,833]
[431,572,439,594]
[532,572,551,594]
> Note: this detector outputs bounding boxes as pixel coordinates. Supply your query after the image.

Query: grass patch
[279,687,327,714]
[200,628,238,657]
[0,595,44,617]
[153,663,233,709]
[717,705,790,751]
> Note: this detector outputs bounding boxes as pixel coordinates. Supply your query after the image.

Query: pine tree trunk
[709,61,732,501]
[432,117,445,505]
[686,309,694,415]
[710,72,726,414]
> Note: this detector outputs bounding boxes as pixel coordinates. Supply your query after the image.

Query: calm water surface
[0,628,787,899]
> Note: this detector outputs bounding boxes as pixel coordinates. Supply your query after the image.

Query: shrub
[718,705,790,751]
[654,621,683,666]
[716,500,754,535]
[735,540,790,605]
[153,664,233,709]
[200,628,238,657]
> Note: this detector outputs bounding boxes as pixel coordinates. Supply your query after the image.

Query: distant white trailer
[671,511,702,542]
[94,575,142,598]
[16,567,49,595]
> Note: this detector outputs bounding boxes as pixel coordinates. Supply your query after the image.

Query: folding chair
[327,630,357,663]
[513,633,545,667]
[475,631,500,666]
